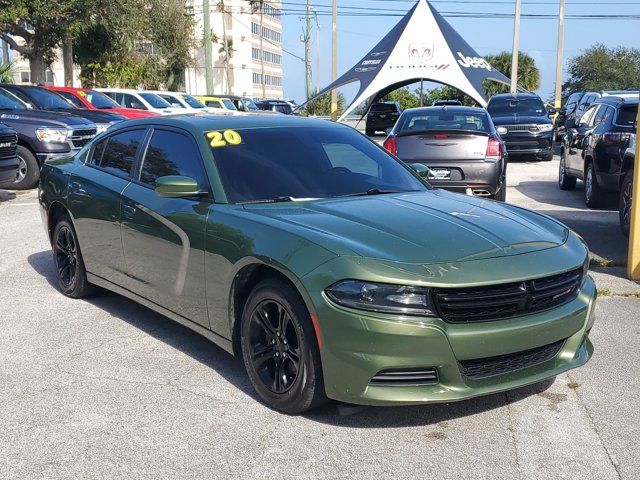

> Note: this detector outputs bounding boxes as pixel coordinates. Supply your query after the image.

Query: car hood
[108,107,159,119]
[242,190,568,264]
[0,109,95,127]
[491,114,553,126]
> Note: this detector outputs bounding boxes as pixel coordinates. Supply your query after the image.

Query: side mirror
[155,175,201,198]
[409,163,430,178]
[496,126,508,136]
[547,106,557,116]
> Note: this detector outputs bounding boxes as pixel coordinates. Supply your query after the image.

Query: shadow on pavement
[27,249,553,426]
[0,189,16,203]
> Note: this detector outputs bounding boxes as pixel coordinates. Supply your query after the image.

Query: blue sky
[281,0,640,104]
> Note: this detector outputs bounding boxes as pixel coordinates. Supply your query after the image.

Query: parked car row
[0,84,295,191]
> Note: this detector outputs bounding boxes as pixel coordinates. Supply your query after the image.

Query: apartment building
[184,0,284,100]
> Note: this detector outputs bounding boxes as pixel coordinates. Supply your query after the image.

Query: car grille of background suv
[433,268,583,323]
[459,339,565,379]
[504,124,541,133]
[69,128,98,148]
[0,132,18,159]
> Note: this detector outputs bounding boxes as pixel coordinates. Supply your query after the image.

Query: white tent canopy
[300,0,513,120]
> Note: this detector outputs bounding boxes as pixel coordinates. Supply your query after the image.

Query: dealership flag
[301,0,512,120]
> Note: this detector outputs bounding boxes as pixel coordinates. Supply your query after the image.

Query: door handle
[123,205,136,220]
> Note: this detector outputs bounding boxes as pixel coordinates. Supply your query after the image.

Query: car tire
[240,277,327,414]
[620,170,633,237]
[541,152,554,162]
[52,215,96,298]
[13,146,40,190]
[584,162,604,208]
[492,184,507,202]
[558,152,577,190]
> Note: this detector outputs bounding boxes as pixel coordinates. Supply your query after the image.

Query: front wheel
[620,171,633,237]
[559,153,577,190]
[52,215,95,298]
[240,278,327,414]
[585,162,604,208]
[13,146,40,190]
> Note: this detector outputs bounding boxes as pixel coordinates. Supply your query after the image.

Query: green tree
[304,89,345,116]
[0,0,86,83]
[383,88,420,110]
[482,51,540,97]
[563,44,640,96]
[0,62,13,83]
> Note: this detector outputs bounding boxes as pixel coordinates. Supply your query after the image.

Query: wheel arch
[228,261,316,358]
[46,201,74,245]
[620,154,635,188]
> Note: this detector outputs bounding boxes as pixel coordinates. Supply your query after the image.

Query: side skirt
[87,272,235,355]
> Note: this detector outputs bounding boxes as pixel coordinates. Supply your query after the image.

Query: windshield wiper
[333,188,421,198]
[239,196,296,205]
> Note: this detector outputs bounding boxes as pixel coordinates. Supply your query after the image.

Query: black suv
[366,102,401,136]
[487,93,555,161]
[0,123,19,189]
[0,87,98,189]
[1,84,125,129]
[256,100,293,115]
[559,96,637,208]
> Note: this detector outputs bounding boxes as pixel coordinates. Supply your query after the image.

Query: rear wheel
[13,146,39,190]
[559,152,577,190]
[52,215,95,298]
[240,278,327,414]
[620,171,633,237]
[585,162,604,208]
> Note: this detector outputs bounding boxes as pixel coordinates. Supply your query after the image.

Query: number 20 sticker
[207,130,242,148]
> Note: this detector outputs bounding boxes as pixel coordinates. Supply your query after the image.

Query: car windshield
[616,105,638,126]
[396,111,490,133]
[222,99,237,110]
[84,90,120,109]
[181,94,206,109]
[209,125,428,204]
[241,98,259,110]
[139,93,171,108]
[23,87,75,110]
[0,89,27,110]
[487,97,547,116]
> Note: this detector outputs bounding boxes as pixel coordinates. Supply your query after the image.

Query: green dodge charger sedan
[38,114,596,413]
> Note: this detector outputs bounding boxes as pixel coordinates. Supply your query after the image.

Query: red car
[44,86,159,119]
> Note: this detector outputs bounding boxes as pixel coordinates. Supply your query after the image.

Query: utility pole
[628,95,640,280]
[553,0,565,110]
[330,0,338,121]
[314,9,320,94]
[204,0,213,95]
[420,79,424,107]
[302,0,312,100]
[260,1,265,99]
[510,0,522,95]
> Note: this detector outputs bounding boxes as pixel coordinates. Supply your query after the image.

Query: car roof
[402,105,487,114]
[107,112,344,132]
[594,96,639,106]
[95,88,147,94]
[489,93,541,100]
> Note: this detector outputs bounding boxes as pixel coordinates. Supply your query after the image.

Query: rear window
[222,99,237,110]
[616,105,638,127]
[370,103,398,113]
[397,111,489,133]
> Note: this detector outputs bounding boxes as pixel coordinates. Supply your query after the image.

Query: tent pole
[553,0,565,110]
[510,0,522,95]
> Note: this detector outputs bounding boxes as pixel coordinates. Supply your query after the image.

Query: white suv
[148,91,216,113]
[95,88,184,115]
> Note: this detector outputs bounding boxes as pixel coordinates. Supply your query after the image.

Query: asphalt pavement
[1,154,639,479]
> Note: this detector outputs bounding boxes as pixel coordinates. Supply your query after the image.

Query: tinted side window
[58,92,84,108]
[139,130,206,188]
[89,137,108,165]
[100,129,146,178]
[594,105,612,126]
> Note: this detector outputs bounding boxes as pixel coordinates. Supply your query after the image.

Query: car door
[123,94,147,110]
[119,127,211,328]
[68,128,147,286]
[566,105,598,176]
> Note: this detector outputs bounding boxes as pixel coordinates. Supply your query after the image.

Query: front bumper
[0,156,19,188]
[305,264,596,406]
[502,131,554,156]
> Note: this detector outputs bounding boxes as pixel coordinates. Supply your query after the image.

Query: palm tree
[0,62,14,83]
[483,51,541,97]
[210,31,234,94]
[247,0,266,98]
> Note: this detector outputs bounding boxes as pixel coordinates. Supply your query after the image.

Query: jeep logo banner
[298,0,511,120]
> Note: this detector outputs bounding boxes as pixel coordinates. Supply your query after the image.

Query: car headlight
[538,124,554,132]
[35,127,69,143]
[325,280,436,316]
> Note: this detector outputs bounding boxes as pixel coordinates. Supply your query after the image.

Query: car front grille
[0,132,18,159]
[459,339,565,379]
[433,268,583,323]
[69,127,97,148]
[504,124,540,133]
[369,367,438,386]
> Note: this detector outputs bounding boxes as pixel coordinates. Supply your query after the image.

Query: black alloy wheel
[620,171,633,237]
[248,299,301,394]
[559,152,576,190]
[54,224,78,289]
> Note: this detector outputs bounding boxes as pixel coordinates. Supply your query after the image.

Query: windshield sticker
[78,91,87,97]
[206,130,242,148]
